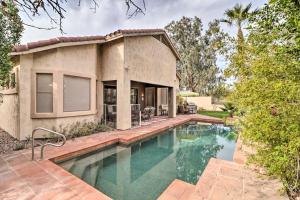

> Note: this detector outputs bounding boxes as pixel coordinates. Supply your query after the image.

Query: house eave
[10,40,105,56]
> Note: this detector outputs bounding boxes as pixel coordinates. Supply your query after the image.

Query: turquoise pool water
[58,121,236,200]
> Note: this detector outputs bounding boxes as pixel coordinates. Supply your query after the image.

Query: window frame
[31,70,96,119]
[31,70,57,118]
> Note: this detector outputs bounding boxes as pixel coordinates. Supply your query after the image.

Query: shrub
[221,102,237,118]
[66,121,113,139]
[13,142,25,151]
[228,1,300,198]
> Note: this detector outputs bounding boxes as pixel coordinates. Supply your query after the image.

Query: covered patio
[102,80,176,129]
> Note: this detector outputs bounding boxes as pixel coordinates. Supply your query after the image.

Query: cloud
[20,0,266,43]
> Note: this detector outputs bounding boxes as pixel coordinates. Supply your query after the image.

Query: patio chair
[141,107,156,120]
[149,107,155,118]
[159,104,168,115]
[141,107,151,120]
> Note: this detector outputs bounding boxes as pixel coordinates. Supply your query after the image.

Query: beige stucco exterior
[0,33,178,140]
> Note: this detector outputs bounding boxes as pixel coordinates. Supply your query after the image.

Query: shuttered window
[63,75,90,112]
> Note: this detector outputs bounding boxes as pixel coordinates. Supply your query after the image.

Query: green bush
[220,102,237,118]
[13,142,25,151]
[228,1,300,198]
[66,121,113,139]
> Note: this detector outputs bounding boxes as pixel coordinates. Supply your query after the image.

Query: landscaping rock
[0,129,26,154]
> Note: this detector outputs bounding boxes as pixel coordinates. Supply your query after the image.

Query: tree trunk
[237,22,244,54]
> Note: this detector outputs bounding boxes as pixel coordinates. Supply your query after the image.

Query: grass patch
[198,110,229,119]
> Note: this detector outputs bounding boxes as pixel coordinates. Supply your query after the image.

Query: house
[0,29,180,140]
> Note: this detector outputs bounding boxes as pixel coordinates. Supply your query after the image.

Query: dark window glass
[104,86,117,105]
[131,88,138,104]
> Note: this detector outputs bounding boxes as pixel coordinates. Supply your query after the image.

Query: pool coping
[0,114,226,200]
[48,115,225,199]
[50,115,224,163]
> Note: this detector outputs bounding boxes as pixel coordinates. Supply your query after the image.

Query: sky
[20,0,267,43]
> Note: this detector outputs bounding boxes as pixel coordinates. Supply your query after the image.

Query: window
[63,75,90,112]
[104,86,117,105]
[36,73,53,113]
[131,88,138,104]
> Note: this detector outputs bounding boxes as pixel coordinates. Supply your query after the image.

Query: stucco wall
[124,36,177,87]
[0,94,19,138]
[124,36,177,120]
[101,39,124,81]
[185,96,223,111]
[18,44,99,140]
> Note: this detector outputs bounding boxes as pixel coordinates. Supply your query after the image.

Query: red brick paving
[158,139,288,200]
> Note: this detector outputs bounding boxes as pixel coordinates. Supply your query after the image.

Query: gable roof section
[107,29,179,59]
[11,29,180,60]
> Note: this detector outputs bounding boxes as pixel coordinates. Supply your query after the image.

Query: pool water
[58,121,236,200]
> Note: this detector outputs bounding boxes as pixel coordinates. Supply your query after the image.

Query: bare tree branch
[22,22,56,30]
[126,0,146,18]
[7,0,146,33]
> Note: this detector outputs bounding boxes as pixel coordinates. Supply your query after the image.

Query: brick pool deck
[0,115,288,200]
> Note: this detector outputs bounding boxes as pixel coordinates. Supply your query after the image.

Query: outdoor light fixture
[141,93,144,101]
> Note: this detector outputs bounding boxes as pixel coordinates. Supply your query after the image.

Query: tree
[0,0,23,87]
[221,3,256,79]
[165,17,229,96]
[220,102,236,118]
[221,3,254,51]
[165,16,202,92]
[230,0,300,198]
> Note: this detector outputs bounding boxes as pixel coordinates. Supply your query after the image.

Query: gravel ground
[0,129,28,154]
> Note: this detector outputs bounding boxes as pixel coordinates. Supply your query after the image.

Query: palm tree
[221,3,254,50]
[221,102,237,118]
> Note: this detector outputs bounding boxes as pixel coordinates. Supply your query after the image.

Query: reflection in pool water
[58,121,236,200]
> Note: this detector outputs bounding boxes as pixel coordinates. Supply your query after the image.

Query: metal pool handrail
[32,127,66,160]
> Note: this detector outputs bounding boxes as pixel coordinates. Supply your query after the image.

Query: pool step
[157,179,195,200]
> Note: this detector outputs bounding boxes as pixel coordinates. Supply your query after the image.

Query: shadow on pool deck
[0,114,288,200]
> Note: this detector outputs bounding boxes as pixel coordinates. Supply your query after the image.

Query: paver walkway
[159,158,288,200]
[158,135,288,200]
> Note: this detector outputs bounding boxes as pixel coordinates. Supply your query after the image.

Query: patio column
[116,79,131,130]
[168,87,176,118]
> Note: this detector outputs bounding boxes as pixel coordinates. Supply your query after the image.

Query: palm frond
[224,9,236,19]
[220,18,233,26]
[243,3,252,14]
[233,3,243,14]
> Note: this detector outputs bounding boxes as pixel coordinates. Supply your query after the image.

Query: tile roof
[107,28,165,37]
[12,29,179,59]
[13,36,105,52]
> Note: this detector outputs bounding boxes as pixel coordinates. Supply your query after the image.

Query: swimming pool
[57,121,236,200]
